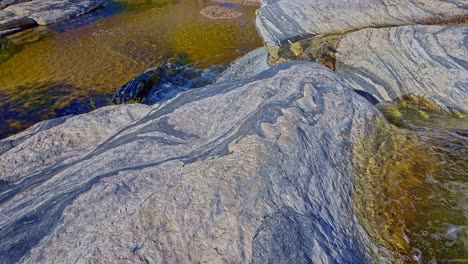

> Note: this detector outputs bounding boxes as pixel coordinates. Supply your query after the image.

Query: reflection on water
[0,0,262,138]
[354,99,467,263]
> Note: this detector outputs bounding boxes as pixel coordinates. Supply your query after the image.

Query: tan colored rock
[210,0,261,6]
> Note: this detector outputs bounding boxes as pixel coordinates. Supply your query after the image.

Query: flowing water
[0,0,262,138]
[355,99,467,263]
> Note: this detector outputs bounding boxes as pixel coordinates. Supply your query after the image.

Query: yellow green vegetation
[267,34,343,69]
[377,96,468,131]
[353,104,467,263]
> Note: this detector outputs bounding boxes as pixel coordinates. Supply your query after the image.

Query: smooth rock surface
[0,62,385,263]
[216,47,270,83]
[336,25,468,111]
[255,0,468,44]
[0,0,104,34]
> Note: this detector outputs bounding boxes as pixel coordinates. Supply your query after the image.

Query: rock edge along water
[256,1,468,112]
[0,0,105,36]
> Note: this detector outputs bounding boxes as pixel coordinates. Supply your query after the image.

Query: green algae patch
[353,109,467,262]
[377,96,468,131]
[0,38,23,63]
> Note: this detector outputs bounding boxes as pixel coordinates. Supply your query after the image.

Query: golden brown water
[0,0,262,138]
[354,100,467,263]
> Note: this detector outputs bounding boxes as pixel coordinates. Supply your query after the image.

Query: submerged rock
[200,6,243,20]
[256,0,468,45]
[0,62,387,263]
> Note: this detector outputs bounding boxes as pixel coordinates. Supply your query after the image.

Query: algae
[353,104,467,263]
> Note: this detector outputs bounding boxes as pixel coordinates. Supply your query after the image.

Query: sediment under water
[0,0,262,138]
[354,99,467,263]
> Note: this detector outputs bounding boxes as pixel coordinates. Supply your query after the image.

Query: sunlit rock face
[216,47,270,83]
[0,0,104,34]
[255,0,467,45]
[336,25,468,112]
[0,62,384,263]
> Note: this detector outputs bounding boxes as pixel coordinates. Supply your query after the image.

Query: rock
[113,63,222,105]
[210,0,261,6]
[0,0,104,35]
[216,47,270,83]
[112,68,161,104]
[336,25,468,112]
[0,0,29,10]
[200,5,243,20]
[255,0,468,45]
[0,62,387,263]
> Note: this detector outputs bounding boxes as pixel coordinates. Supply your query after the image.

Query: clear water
[0,0,262,138]
[355,99,467,263]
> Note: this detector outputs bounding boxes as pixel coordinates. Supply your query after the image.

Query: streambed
[0,0,262,138]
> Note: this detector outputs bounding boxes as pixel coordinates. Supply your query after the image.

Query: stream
[0,0,262,138]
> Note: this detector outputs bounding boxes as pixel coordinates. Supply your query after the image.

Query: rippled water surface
[355,100,467,263]
[0,0,262,138]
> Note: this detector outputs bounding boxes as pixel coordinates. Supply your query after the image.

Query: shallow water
[0,0,262,138]
[355,100,467,263]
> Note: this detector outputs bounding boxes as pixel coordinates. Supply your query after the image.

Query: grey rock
[0,62,386,263]
[0,0,104,35]
[216,47,270,83]
[0,0,30,10]
[336,25,468,112]
[255,0,468,45]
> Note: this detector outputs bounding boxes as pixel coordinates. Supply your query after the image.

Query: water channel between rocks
[0,0,262,138]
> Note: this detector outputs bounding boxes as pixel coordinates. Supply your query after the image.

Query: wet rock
[255,0,468,45]
[113,63,223,105]
[0,62,387,263]
[336,25,468,112]
[0,0,104,35]
[112,68,161,104]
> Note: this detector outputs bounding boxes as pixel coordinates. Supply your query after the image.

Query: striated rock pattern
[0,62,384,263]
[0,0,29,10]
[336,25,468,112]
[255,0,468,44]
[0,0,104,35]
[216,47,270,83]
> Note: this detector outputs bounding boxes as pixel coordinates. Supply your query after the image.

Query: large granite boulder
[0,0,104,35]
[336,25,468,112]
[256,0,468,44]
[0,62,387,263]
